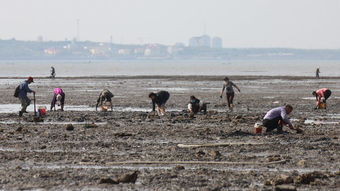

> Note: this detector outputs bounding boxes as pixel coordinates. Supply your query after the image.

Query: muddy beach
[0,76,339,190]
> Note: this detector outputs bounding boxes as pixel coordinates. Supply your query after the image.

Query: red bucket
[254,127,262,134]
[38,106,47,116]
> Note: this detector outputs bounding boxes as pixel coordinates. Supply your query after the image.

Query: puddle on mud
[292,118,339,125]
[0,121,108,125]
[302,96,339,100]
[0,104,182,113]
[0,147,132,155]
[263,96,275,99]
[0,104,94,113]
[304,119,339,125]
[147,87,191,92]
[3,163,336,174]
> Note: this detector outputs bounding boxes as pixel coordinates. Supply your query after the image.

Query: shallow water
[0,120,108,125]
[304,119,339,125]
[1,60,340,77]
[0,104,182,113]
[3,163,336,174]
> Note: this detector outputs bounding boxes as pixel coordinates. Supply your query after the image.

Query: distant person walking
[220,77,240,110]
[315,67,320,79]
[50,66,56,78]
[17,77,35,116]
[96,89,114,111]
[263,105,303,133]
[312,88,331,109]
[51,88,65,111]
[149,91,170,116]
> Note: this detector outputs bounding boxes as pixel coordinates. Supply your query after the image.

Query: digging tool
[32,92,43,122]
[33,92,37,116]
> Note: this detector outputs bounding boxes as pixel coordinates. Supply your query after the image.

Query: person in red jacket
[312,88,332,109]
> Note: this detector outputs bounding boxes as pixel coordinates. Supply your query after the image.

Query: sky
[0,0,340,49]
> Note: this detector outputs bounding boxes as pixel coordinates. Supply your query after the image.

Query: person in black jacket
[149,91,170,116]
[188,95,207,115]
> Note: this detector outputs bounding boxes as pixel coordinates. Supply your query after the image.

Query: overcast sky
[1,0,339,48]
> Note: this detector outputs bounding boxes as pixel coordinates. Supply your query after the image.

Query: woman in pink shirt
[312,88,331,108]
[51,88,65,111]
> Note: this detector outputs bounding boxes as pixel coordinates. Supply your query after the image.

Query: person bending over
[51,88,65,111]
[312,88,331,109]
[149,91,170,116]
[188,95,207,114]
[263,105,303,134]
[96,89,114,111]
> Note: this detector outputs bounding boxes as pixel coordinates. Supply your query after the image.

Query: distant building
[167,43,185,55]
[189,35,211,48]
[211,37,223,49]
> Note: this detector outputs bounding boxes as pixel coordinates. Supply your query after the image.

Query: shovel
[32,92,43,122]
[33,92,37,116]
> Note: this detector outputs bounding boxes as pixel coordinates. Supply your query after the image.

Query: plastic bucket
[318,102,326,109]
[254,127,262,134]
[38,106,47,116]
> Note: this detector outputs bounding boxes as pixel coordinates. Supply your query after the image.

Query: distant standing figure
[188,95,207,114]
[263,105,303,133]
[18,77,35,116]
[312,88,332,109]
[50,66,56,78]
[149,91,170,116]
[96,89,114,111]
[315,67,320,79]
[51,88,65,111]
[220,77,240,110]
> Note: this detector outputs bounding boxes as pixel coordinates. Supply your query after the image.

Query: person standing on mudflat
[50,66,56,78]
[149,91,170,116]
[220,77,240,110]
[315,67,320,79]
[17,77,35,116]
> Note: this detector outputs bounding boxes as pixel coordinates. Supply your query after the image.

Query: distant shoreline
[1,75,339,81]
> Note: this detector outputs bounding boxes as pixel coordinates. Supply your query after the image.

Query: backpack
[14,85,20,97]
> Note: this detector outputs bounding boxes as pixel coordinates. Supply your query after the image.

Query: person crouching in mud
[263,105,303,134]
[51,88,65,111]
[149,91,170,116]
[312,88,331,109]
[220,77,240,111]
[188,95,207,115]
[96,89,114,111]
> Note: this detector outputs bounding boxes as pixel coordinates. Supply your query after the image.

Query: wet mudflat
[0,76,339,190]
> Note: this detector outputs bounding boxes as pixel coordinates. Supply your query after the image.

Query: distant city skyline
[1,0,340,49]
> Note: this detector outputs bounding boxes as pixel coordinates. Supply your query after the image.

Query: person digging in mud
[50,88,65,111]
[96,89,114,111]
[312,88,331,109]
[220,77,240,111]
[149,91,170,116]
[17,77,35,117]
[188,95,207,115]
[263,105,303,134]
